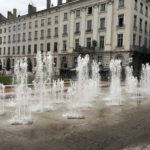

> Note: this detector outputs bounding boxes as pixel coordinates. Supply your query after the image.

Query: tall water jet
[108,59,122,105]
[32,51,53,112]
[140,63,150,93]
[126,66,138,94]
[10,58,32,125]
[0,84,5,115]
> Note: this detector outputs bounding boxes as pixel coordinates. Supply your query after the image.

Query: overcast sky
[0,0,66,17]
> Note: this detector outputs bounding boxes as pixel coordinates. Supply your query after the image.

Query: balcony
[130,45,150,54]
[74,31,80,35]
[99,27,106,31]
[116,24,125,30]
[62,33,68,37]
[86,29,93,33]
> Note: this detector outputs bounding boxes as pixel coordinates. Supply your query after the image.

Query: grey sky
[0,0,66,17]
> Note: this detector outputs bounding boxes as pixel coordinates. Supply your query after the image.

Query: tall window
[134,15,137,29]
[17,46,20,54]
[86,38,91,49]
[35,20,38,28]
[28,32,32,40]
[99,36,105,49]
[41,19,44,26]
[47,28,51,38]
[75,39,79,49]
[117,34,123,47]
[119,0,124,8]
[23,33,26,41]
[28,45,31,54]
[140,3,143,13]
[54,42,58,52]
[63,40,67,51]
[34,31,38,39]
[87,7,93,15]
[64,13,68,20]
[146,7,148,16]
[34,44,37,53]
[139,36,142,47]
[134,0,137,10]
[87,20,92,32]
[100,18,105,29]
[101,3,106,12]
[63,25,67,35]
[75,22,80,33]
[118,14,124,27]
[145,21,148,33]
[76,9,80,17]
[139,18,143,31]
[23,46,25,54]
[41,30,44,39]
[55,16,58,24]
[144,37,147,48]
[48,18,51,25]
[133,34,136,46]
[47,43,50,52]
[54,27,58,37]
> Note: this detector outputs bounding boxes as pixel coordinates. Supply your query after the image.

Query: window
[86,38,91,48]
[100,18,105,29]
[0,29,2,34]
[63,25,67,35]
[87,7,93,15]
[133,34,136,46]
[63,40,67,51]
[34,31,38,40]
[23,33,26,41]
[47,43,50,52]
[101,3,106,12]
[76,9,80,17]
[3,47,5,55]
[118,14,124,27]
[13,26,16,31]
[8,47,10,55]
[35,20,38,28]
[29,22,32,29]
[117,34,123,47]
[55,16,58,24]
[99,36,105,49]
[40,43,44,52]
[0,37,2,44]
[134,0,137,10]
[34,44,37,53]
[146,7,148,17]
[139,36,142,47]
[87,20,92,32]
[8,27,11,32]
[54,27,58,37]
[8,35,11,43]
[22,46,25,54]
[41,19,45,26]
[28,32,32,40]
[41,30,44,39]
[47,28,51,38]
[145,21,148,33]
[13,34,15,42]
[54,42,58,52]
[75,39,80,49]
[119,0,124,8]
[17,46,20,54]
[48,17,51,25]
[75,22,80,33]
[64,13,68,20]
[0,48,1,55]
[134,15,137,29]
[140,3,143,13]
[17,33,20,42]
[12,47,15,55]
[139,18,142,31]
[23,23,26,30]
[28,45,31,54]
[144,37,147,48]
[18,24,21,30]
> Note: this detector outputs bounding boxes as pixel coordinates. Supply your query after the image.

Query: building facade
[0,0,150,74]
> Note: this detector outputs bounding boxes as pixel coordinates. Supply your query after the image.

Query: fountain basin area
[0,86,150,150]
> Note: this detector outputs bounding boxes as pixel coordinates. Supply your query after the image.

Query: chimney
[13,9,17,18]
[47,0,51,9]
[7,11,12,19]
[57,0,62,6]
[28,4,37,14]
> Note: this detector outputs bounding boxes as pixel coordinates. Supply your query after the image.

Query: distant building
[0,0,150,74]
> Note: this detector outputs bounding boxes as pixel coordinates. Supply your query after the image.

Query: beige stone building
[0,0,150,74]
